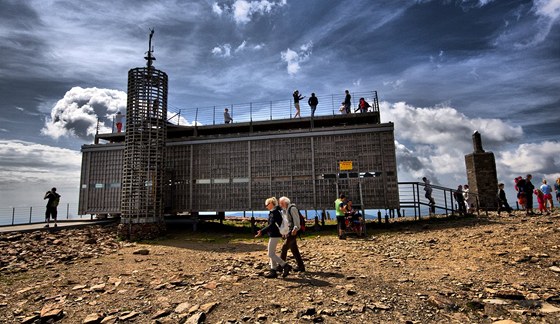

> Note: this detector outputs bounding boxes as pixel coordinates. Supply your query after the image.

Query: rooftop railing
[166,90,380,126]
[106,90,380,133]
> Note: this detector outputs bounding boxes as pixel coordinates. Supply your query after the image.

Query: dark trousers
[280,235,304,269]
[45,206,58,220]
[498,201,512,214]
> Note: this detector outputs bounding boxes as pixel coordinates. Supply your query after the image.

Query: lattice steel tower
[118,29,168,240]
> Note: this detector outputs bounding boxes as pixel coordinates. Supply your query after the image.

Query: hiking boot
[282,264,292,278]
[263,270,278,279]
[293,266,305,272]
[44,224,50,228]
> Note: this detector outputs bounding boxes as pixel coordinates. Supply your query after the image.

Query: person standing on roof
[343,90,351,114]
[224,108,233,124]
[293,90,305,118]
[308,93,318,118]
[115,111,124,133]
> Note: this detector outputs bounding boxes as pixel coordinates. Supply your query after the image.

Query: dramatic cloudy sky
[1,0,559,209]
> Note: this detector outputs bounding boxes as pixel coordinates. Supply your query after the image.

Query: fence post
[250,102,253,122]
[67,203,70,219]
[270,101,272,120]
[12,207,15,225]
[290,101,292,119]
[29,207,32,224]
[195,108,199,125]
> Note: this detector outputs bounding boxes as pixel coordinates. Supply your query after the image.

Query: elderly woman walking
[255,197,292,278]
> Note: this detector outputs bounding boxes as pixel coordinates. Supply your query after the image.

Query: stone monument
[464,131,498,210]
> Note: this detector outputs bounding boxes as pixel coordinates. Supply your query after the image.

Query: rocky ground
[0,211,559,324]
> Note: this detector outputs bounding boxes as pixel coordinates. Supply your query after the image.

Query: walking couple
[255,196,306,278]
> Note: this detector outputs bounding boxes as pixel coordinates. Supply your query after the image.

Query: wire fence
[1,182,488,227]
[0,203,83,227]
[105,90,379,132]
[166,90,379,126]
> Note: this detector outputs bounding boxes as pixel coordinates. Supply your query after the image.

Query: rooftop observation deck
[94,90,381,144]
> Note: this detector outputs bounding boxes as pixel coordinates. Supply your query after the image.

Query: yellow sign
[339,161,353,171]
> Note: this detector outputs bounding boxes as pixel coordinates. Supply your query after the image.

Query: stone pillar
[465,131,498,210]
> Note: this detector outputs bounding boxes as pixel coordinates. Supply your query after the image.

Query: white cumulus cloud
[498,141,560,175]
[379,101,525,187]
[41,87,126,140]
[280,41,313,76]
[42,87,198,140]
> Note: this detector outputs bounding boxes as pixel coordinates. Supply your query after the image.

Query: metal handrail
[0,203,86,227]
[166,90,379,126]
[398,182,482,219]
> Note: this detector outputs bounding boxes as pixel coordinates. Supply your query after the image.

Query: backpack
[276,212,290,236]
[52,196,60,207]
[289,205,306,233]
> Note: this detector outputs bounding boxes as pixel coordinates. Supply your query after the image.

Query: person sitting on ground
[344,199,363,236]
[497,183,513,216]
[255,197,292,278]
[354,97,371,113]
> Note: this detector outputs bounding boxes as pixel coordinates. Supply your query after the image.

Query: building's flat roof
[94,112,381,144]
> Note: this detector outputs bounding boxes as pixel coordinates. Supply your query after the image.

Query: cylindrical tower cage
[119,66,168,239]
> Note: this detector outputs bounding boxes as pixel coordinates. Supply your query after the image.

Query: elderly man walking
[279,196,305,272]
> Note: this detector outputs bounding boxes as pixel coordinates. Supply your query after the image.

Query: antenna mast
[145,28,156,68]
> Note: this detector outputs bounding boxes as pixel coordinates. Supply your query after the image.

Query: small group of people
[334,194,364,239]
[292,90,319,118]
[514,175,557,216]
[256,196,305,279]
[292,89,372,118]
[453,184,476,215]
